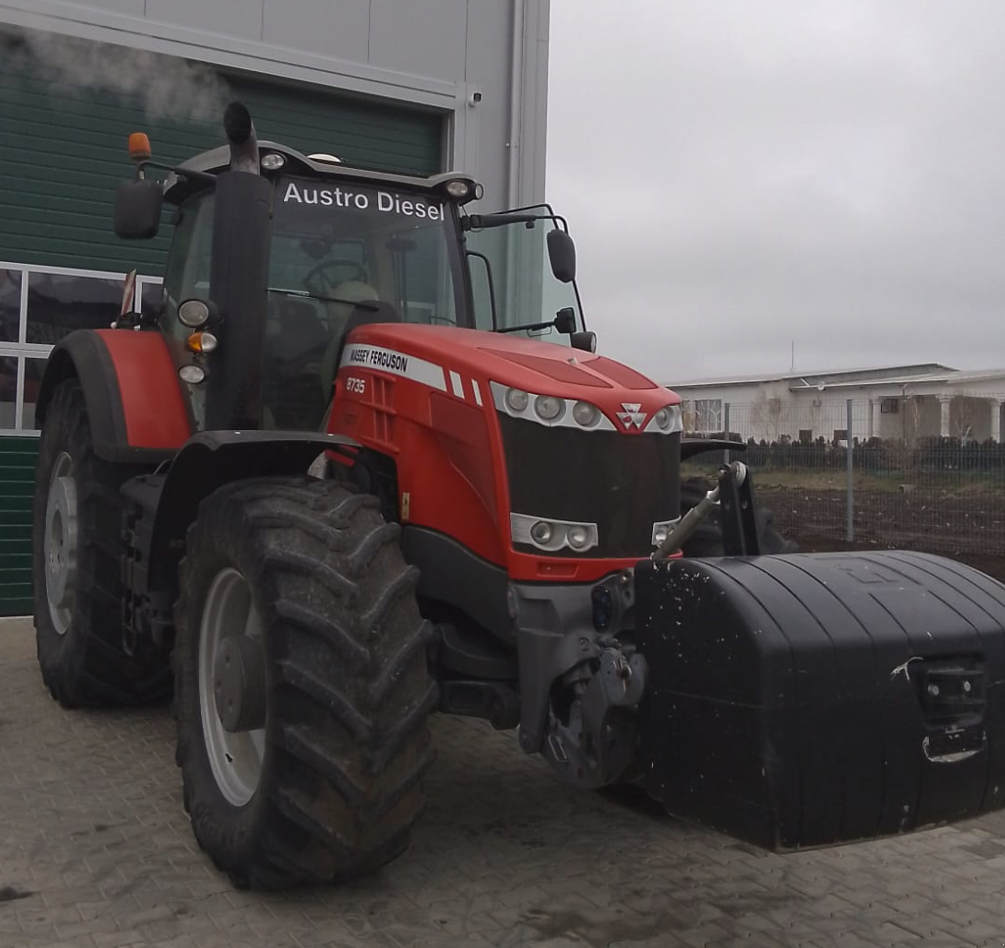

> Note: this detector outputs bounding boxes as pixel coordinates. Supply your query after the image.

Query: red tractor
[33,104,1005,888]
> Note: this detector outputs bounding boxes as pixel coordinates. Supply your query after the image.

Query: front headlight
[178,298,211,328]
[506,388,530,412]
[645,403,682,434]
[530,520,553,544]
[534,395,565,422]
[566,525,591,550]
[510,513,599,553]
[572,401,600,427]
[178,364,205,384]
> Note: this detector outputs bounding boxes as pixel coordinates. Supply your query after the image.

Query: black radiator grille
[498,415,680,559]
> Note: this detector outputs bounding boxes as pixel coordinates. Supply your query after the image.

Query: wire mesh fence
[680,394,1005,557]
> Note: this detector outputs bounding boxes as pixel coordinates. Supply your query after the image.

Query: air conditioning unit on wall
[880,397,899,414]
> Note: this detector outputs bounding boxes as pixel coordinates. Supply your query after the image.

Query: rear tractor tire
[32,378,171,707]
[173,477,437,888]
[679,475,799,557]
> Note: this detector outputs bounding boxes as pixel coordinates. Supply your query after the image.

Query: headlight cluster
[493,382,613,431]
[491,382,682,434]
[176,298,219,386]
[511,513,599,553]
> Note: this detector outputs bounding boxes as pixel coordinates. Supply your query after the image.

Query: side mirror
[571,330,597,353]
[547,228,577,283]
[113,178,163,239]
[554,307,577,334]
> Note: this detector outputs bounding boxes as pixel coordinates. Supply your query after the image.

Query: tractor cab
[114,104,587,432]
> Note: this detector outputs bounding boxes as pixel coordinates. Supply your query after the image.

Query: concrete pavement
[2,616,1005,948]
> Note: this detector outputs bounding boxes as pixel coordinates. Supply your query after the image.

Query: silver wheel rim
[44,452,78,636]
[199,568,266,806]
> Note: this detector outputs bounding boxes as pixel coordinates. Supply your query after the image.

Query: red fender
[36,329,191,462]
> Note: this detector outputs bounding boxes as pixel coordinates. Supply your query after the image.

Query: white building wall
[674,382,873,444]
[672,369,1005,444]
[0,0,549,208]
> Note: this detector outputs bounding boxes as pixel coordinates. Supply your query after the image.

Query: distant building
[666,364,1005,444]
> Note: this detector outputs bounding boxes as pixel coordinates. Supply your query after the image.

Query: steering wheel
[303,259,369,298]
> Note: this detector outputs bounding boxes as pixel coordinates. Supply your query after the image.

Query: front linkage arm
[654,461,761,560]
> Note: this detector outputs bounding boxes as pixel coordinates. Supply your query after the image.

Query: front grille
[498,414,680,558]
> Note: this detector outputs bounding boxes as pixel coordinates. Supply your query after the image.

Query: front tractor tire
[173,477,437,889]
[33,379,170,707]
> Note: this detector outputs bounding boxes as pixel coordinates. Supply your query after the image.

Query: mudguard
[145,429,360,592]
[35,329,190,463]
[635,551,1005,850]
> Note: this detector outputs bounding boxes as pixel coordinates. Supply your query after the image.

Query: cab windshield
[262,176,467,427]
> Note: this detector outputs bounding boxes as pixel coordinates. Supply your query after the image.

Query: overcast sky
[546,1,1005,383]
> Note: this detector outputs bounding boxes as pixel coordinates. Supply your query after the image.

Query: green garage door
[0,36,444,273]
[0,438,35,615]
[0,30,444,615]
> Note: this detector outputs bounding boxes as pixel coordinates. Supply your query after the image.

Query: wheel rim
[44,452,78,635]
[199,568,267,806]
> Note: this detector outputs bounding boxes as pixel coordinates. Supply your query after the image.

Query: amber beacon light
[128,132,152,162]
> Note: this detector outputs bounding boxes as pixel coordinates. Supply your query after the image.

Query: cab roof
[163,140,480,205]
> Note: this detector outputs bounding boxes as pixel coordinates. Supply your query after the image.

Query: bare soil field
[755,486,1005,584]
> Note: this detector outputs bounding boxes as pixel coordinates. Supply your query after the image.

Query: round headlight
[505,388,530,413]
[534,395,565,422]
[572,401,600,427]
[178,299,210,328]
[530,521,553,545]
[654,406,680,430]
[445,180,471,198]
[567,525,590,550]
[178,364,205,384]
[260,152,286,171]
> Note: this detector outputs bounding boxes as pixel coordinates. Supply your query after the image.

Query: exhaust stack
[223,102,260,174]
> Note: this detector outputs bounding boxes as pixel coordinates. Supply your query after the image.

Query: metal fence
[681,395,1005,557]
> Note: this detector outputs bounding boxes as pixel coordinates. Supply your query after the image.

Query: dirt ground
[755,486,1005,584]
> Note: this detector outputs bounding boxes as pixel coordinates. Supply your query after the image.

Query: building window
[694,398,723,433]
[22,357,48,431]
[0,355,15,429]
[0,270,21,344]
[26,272,125,346]
[0,263,160,437]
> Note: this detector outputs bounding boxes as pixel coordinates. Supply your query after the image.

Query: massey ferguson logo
[617,403,646,429]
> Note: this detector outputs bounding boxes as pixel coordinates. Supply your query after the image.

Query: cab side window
[162,194,215,343]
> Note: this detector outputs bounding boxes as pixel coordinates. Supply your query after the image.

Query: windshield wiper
[496,320,556,334]
[268,286,380,311]
[496,308,577,335]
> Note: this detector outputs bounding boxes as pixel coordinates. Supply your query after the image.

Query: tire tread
[174,476,434,888]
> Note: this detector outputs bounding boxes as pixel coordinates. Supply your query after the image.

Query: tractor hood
[342,323,681,429]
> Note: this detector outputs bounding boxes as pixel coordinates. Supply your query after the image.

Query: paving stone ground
[2,615,1005,948]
